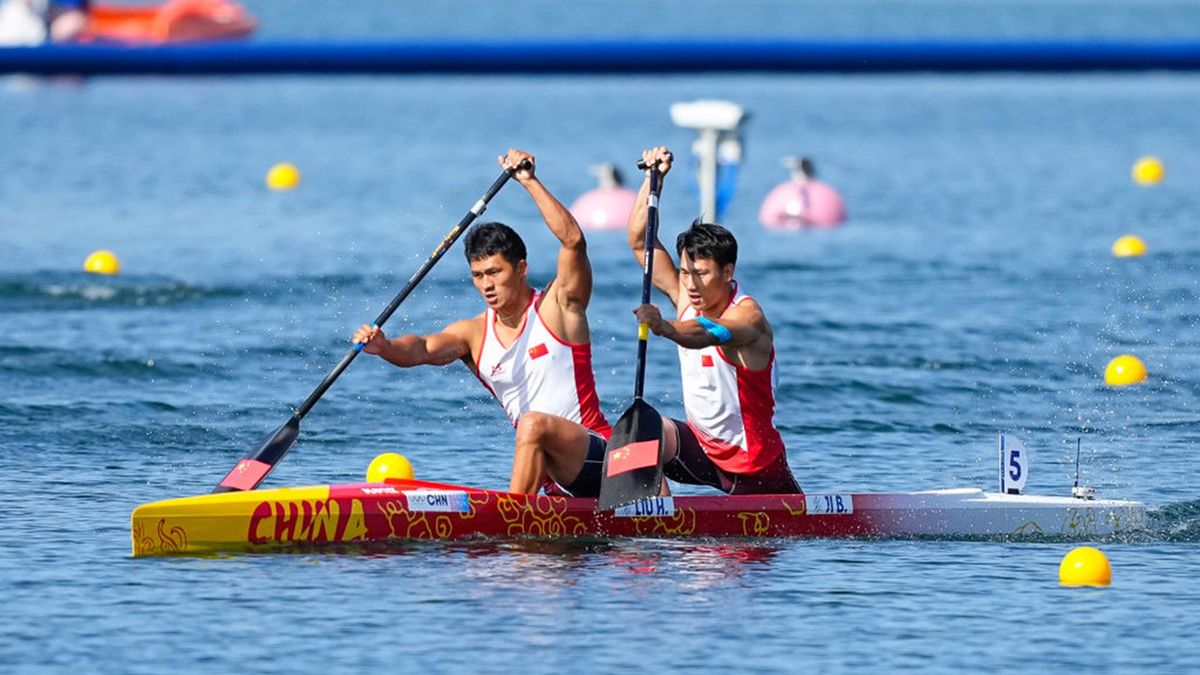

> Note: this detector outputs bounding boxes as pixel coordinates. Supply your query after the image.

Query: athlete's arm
[501,149,593,313]
[352,318,476,367]
[628,146,680,307]
[634,300,769,351]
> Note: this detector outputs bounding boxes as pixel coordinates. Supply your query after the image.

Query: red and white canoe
[130,477,1147,557]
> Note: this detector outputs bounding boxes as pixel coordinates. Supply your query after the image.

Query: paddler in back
[626,146,801,495]
[353,149,612,496]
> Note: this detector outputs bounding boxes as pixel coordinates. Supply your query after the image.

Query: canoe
[80,0,254,44]
[130,477,1147,557]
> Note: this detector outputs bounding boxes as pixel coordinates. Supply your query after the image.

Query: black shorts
[553,432,608,498]
[663,419,802,495]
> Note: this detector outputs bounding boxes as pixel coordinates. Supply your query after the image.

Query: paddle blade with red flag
[598,399,664,509]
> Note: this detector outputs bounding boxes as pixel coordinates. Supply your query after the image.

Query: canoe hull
[131,479,1148,557]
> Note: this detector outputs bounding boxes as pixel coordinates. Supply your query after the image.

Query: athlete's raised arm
[500,149,592,314]
[628,146,681,307]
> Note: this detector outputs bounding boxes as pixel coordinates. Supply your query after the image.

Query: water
[4,1,1200,672]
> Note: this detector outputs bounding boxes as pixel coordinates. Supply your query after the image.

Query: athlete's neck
[496,287,534,327]
[698,282,736,319]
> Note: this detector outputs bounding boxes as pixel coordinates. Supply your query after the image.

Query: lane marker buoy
[1111,234,1147,258]
[366,452,414,483]
[1060,546,1112,586]
[1104,354,1147,386]
[1131,156,1164,186]
[83,250,120,275]
[266,162,301,190]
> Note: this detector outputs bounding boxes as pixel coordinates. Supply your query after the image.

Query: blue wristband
[695,316,732,343]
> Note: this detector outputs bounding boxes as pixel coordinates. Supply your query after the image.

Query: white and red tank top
[677,284,785,473]
[476,291,611,438]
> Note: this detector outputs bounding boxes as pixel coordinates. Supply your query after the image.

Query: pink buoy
[759,157,846,229]
[570,163,637,231]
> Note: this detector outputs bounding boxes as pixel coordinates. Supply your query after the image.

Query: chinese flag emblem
[218,458,272,491]
[528,343,549,359]
[606,440,659,477]
[701,355,714,367]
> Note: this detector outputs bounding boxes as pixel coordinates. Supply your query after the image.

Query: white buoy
[669,99,746,221]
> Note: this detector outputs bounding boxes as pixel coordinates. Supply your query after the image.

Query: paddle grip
[635,152,672,171]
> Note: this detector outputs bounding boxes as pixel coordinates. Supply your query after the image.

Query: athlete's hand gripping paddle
[213,161,529,493]
[598,160,666,510]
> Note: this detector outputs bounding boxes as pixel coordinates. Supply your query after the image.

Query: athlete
[626,146,801,495]
[353,149,611,496]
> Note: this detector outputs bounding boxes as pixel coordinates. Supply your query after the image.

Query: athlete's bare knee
[516,412,555,445]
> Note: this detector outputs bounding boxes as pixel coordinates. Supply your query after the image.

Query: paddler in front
[626,146,801,495]
[352,149,612,496]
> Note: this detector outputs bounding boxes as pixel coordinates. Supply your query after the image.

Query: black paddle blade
[212,416,300,493]
[598,399,664,510]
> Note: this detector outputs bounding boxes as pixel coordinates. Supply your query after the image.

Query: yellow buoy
[1059,546,1112,587]
[83,250,120,275]
[366,452,414,483]
[1111,234,1147,258]
[1104,354,1147,386]
[1131,156,1164,186]
[266,162,301,191]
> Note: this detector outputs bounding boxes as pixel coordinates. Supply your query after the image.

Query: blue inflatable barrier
[3,39,1200,76]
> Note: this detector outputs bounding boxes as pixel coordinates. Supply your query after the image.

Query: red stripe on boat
[606,440,658,477]
[219,458,272,490]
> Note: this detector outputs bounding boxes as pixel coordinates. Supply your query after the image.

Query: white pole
[697,129,719,221]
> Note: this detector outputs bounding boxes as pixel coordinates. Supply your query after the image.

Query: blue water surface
[3,1,1200,672]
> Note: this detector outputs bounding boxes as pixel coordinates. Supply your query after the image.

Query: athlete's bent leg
[510,412,593,494]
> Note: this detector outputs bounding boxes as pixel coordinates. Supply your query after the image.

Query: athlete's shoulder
[445,313,485,341]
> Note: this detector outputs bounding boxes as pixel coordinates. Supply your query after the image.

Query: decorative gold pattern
[628,506,697,536]
[132,518,189,555]
[738,512,770,536]
[782,498,808,517]
[496,494,588,536]
[1011,521,1045,535]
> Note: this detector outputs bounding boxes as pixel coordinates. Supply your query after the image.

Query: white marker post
[669,100,746,221]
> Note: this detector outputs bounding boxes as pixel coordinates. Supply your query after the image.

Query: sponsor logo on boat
[361,486,400,495]
[805,494,854,515]
[613,497,675,518]
[248,498,368,545]
[403,490,471,513]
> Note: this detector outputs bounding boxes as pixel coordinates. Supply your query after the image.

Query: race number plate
[402,490,471,513]
[999,434,1029,494]
[805,494,854,515]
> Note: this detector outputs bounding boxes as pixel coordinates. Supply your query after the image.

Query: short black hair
[676,220,737,268]
[464,222,527,266]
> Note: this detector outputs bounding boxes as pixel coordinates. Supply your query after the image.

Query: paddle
[213,161,528,493]
[598,160,666,510]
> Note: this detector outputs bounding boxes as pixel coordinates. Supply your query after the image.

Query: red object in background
[79,0,256,44]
